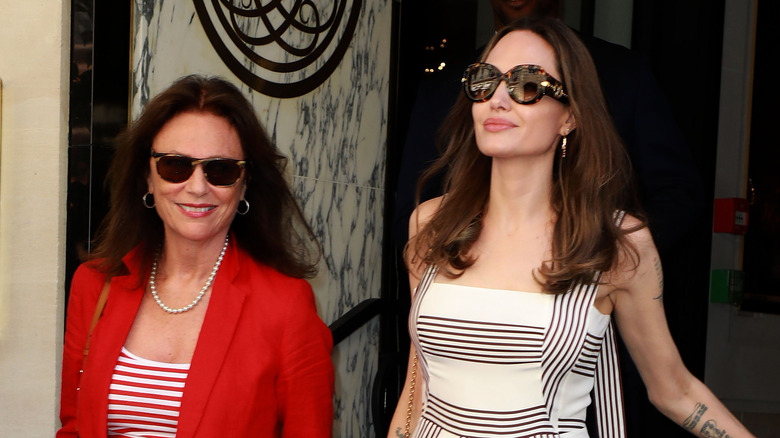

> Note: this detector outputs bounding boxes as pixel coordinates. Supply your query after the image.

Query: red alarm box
[713,198,749,234]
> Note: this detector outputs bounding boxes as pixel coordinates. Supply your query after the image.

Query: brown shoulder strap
[82,278,111,366]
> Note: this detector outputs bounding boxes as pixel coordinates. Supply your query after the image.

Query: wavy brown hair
[90,75,320,279]
[409,17,644,294]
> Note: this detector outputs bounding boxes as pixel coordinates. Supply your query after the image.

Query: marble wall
[131,1,390,436]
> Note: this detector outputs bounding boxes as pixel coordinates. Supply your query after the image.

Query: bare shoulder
[406,196,444,289]
[608,213,659,287]
[409,196,445,238]
[619,213,655,254]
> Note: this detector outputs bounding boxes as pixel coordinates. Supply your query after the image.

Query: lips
[178,204,216,213]
[483,117,518,132]
[501,0,531,9]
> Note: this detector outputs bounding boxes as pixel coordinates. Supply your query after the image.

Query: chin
[477,146,514,159]
[166,226,228,245]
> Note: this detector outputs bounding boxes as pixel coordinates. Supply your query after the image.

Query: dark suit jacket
[58,239,334,437]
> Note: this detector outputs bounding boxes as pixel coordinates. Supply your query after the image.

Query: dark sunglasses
[462,62,569,105]
[151,152,246,187]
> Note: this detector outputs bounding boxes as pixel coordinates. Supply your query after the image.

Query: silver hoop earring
[237,198,250,215]
[143,192,155,208]
[560,135,568,159]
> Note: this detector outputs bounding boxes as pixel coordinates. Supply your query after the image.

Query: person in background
[387,17,751,438]
[59,75,334,437]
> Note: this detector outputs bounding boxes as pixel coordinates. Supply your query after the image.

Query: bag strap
[404,352,418,438]
[82,277,111,368]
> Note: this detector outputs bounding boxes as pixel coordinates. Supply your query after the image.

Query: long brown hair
[90,75,320,279]
[410,17,644,293]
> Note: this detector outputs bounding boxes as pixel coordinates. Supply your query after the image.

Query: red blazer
[58,240,334,437]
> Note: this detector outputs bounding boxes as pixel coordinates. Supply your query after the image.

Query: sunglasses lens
[465,64,499,101]
[507,82,540,103]
[157,156,194,183]
[204,160,242,186]
[506,67,541,104]
[155,155,243,186]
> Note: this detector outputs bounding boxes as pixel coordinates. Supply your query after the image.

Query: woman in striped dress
[387,17,753,438]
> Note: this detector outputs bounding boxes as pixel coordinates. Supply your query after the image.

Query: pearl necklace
[149,235,229,314]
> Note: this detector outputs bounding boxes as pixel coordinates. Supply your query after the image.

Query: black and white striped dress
[410,266,625,438]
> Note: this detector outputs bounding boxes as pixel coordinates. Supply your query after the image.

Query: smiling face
[471,30,574,162]
[147,111,246,247]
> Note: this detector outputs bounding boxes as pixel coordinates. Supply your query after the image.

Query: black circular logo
[194,0,362,98]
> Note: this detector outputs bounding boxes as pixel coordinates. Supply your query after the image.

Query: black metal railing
[328,298,384,345]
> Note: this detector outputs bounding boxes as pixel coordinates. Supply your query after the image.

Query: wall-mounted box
[713,198,749,234]
[711,269,744,306]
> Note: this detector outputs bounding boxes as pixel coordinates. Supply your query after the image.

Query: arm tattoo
[653,257,664,301]
[701,419,732,438]
[683,403,708,431]
[394,426,405,438]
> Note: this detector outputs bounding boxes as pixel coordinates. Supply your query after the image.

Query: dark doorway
[743,0,780,314]
[378,0,480,435]
[66,0,130,298]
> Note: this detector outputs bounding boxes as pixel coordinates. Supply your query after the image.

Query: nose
[489,79,511,110]
[185,163,210,195]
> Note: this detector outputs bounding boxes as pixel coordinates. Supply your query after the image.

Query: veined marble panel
[131,1,390,436]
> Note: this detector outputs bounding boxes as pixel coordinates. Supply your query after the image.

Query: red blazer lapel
[176,241,247,438]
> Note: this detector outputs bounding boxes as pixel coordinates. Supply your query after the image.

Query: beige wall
[0,0,70,434]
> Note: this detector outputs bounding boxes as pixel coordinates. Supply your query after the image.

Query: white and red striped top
[409,265,626,438]
[106,347,190,437]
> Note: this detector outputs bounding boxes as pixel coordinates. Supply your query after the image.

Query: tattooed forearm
[653,257,664,300]
[683,403,708,431]
[701,419,732,438]
[394,426,405,438]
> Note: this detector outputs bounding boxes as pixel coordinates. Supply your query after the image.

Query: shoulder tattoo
[653,257,664,301]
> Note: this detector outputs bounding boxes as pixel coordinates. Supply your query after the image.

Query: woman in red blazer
[59,75,333,437]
